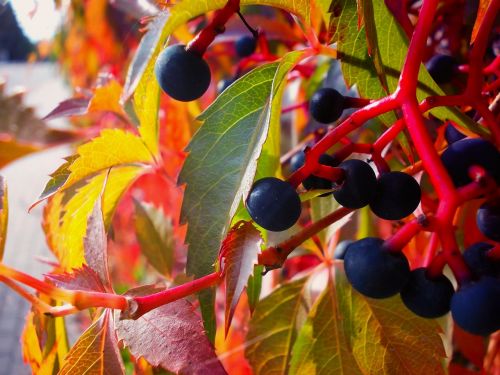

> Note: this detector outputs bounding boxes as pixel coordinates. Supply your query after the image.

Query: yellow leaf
[61,129,153,191]
[0,175,7,261]
[60,310,124,374]
[134,57,160,157]
[88,79,127,117]
[44,166,143,271]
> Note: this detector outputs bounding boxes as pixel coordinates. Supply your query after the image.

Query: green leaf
[0,175,7,262]
[337,264,445,374]
[289,265,446,374]
[134,200,174,278]
[180,52,305,280]
[37,155,79,203]
[222,221,262,335]
[289,275,363,375]
[247,265,264,314]
[245,277,309,374]
[310,195,340,244]
[324,0,483,134]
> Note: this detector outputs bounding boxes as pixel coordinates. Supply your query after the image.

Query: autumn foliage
[0,0,499,374]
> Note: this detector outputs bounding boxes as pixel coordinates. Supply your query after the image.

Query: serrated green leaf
[323,0,484,135]
[134,200,174,278]
[180,51,305,280]
[37,155,79,203]
[245,277,309,375]
[289,265,446,375]
[0,175,7,262]
[335,264,446,374]
[289,275,363,375]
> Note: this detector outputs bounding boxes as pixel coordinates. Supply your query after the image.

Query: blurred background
[0,1,68,373]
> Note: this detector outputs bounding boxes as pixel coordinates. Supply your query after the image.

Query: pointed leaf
[222,221,262,335]
[471,0,492,44]
[60,310,124,375]
[88,80,127,117]
[0,175,8,261]
[40,129,154,200]
[43,98,90,120]
[134,199,175,278]
[334,264,446,374]
[180,52,305,280]
[46,264,106,292]
[43,166,144,271]
[36,155,79,203]
[289,274,363,375]
[245,277,309,375]
[115,286,226,374]
[84,199,112,289]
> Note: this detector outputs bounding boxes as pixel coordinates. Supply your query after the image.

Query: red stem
[382,217,426,253]
[125,272,222,319]
[187,0,241,56]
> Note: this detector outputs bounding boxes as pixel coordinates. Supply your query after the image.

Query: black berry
[441,138,500,187]
[235,35,256,58]
[451,277,500,336]
[426,54,457,84]
[463,242,500,278]
[246,177,301,232]
[369,172,421,220]
[343,237,410,298]
[155,44,211,102]
[476,202,500,242]
[309,88,344,124]
[444,123,466,144]
[333,159,377,209]
[400,268,454,318]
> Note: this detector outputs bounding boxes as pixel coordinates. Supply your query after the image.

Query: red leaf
[43,98,90,120]
[115,285,226,375]
[84,199,112,290]
[470,0,492,44]
[60,310,124,375]
[221,221,262,336]
[453,324,486,369]
[46,264,106,292]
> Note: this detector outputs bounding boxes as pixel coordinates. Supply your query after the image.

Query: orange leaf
[470,0,492,44]
[89,79,127,117]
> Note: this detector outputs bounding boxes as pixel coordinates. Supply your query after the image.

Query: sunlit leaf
[222,221,262,335]
[88,79,127,117]
[39,129,154,201]
[0,138,40,169]
[289,274,363,375]
[334,264,445,374]
[0,175,8,261]
[115,285,226,374]
[37,155,79,203]
[43,166,144,271]
[134,199,175,278]
[60,310,124,375]
[245,277,309,374]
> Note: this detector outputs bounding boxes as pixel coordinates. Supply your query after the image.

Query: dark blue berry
[477,202,500,242]
[441,138,500,187]
[155,44,211,102]
[369,172,421,220]
[343,237,410,298]
[333,159,377,209]
[463,242,500,278]
[444,123,466,144]
[426,54,457,84]
[451,277,500,336]
[400,268,454,318]
[334,240,353,260]
[309,88,344,124]
[246,177,301,232]
[235,35,256,58]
